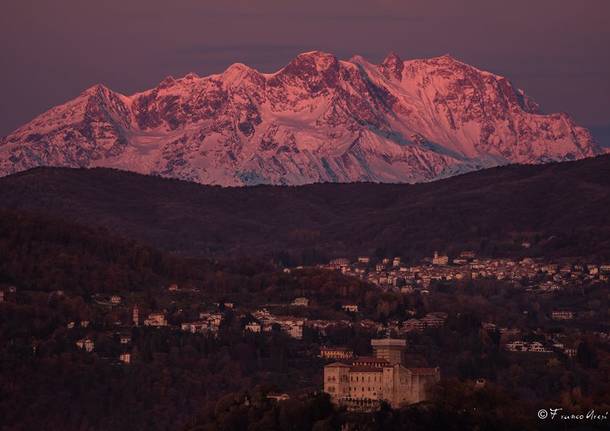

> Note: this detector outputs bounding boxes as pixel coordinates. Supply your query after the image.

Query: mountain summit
[0,51,604,185]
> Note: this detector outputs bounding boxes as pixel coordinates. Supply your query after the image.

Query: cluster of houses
[132,303,308,341]
[504,340,577,357]
[181,312,223,334]
[323,253,610,292]
[5,249,607,379]
[401,312,447,333]
[248,309,305,339]
[319,315,585,369]
[480,322,580,358]
[127,290,591,355]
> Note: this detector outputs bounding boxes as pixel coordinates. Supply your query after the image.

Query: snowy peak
[380,52,404,80]
[289,51,340,72]
[0,51,605,186]
[272,51,342,93]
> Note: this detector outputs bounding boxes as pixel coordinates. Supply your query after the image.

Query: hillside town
[322,251,610,293]
[2,250,608,413]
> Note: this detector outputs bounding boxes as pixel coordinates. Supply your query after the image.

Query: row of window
[328,375,411,385]
[326,386,382,393]
[345,387,383,394]
[351,375,380,382]
[327,376,349,382]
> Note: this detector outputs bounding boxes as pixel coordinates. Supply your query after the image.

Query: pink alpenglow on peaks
[0,51,605,186]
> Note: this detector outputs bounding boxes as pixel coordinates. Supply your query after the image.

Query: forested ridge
[0,155,609,263]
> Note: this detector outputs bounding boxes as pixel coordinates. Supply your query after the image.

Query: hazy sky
[2,0,609,139]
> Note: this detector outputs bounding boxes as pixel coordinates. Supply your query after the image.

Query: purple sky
[2,0,609,142]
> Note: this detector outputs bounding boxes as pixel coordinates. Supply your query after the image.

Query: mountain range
[0,51,605,185]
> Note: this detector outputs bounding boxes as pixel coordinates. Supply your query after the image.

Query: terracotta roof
[353,356,388,364]
[325,362,351,368]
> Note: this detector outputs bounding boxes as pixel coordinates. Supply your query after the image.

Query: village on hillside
[2,250,608,412]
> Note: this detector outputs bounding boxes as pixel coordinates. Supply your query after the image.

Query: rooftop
[371,338,407,347]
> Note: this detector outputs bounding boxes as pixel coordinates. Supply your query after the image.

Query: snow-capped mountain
[0,51,604,185]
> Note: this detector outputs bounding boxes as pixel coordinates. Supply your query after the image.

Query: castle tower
[371,338,406,365]
[323,362,350,402]
[132,305,139,327]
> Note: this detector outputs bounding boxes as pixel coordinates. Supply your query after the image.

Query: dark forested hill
[0,210,218,294]
[1,155,609,263]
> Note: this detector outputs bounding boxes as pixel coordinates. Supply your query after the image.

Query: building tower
[371,338,407,365]
[132,305,139,327]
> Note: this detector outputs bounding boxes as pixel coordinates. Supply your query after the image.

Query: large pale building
[371,338,406,364]
[323,338,440,410]
[432,251,449,266]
